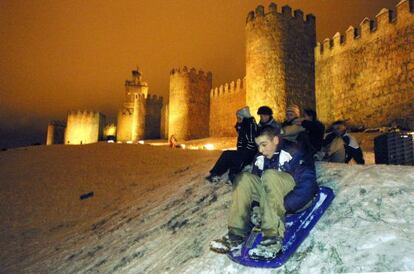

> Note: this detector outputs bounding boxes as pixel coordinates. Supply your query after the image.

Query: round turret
[168,67,212,140]
[245,3,316,121]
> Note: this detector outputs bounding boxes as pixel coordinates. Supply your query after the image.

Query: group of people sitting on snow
[208,105,364,260]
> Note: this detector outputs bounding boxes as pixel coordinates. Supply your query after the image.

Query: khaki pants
[228,170,295,238]
[325,137,345,163]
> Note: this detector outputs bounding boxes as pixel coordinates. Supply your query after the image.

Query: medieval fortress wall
[246,3,316,122]
[168,67,212,140]
[160,103,169,139]
[47,1,414,145]
[64,110,105,145]
[315,0,414,129]
[116,93,146,142]
[46,121,66,145]
[209,78,246,137]
[116,70,163,142]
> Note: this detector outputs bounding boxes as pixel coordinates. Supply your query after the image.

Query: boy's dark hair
[304,109,317,121]
[257,125,281,138]
[332,120,346,127]
[257,106,273,115]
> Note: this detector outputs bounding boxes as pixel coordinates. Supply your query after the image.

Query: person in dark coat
[206,106,258,184]
[210,126,318,259]
[257,106,281,131]
[293,109,325,155]
[322,120,365,164]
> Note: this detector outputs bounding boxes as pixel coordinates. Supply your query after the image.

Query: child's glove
[314,151,325,161]
[254,155,264,171]
[279,150,292,166]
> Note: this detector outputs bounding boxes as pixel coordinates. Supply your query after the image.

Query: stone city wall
[315,0,414,129]
[209,78,246,137]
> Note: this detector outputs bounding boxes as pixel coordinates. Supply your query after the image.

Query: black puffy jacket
[235,117,258,152]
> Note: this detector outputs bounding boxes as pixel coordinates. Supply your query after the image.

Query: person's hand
[293,118,304,125]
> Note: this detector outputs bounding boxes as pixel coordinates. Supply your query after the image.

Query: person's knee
[262,170,293,189]
[261,170,283,189]
[262,169,279,179]
[235,172,254,188]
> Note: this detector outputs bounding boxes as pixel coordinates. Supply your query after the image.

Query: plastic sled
[228,186,335,268]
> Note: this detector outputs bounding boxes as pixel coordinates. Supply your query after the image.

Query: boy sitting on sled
[211,126,318,260]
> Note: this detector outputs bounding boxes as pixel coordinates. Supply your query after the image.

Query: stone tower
[46,120,65,145]
[64,111,105,145]
[245,3,316,121]
[117,68,148,142]
[168,66,212,140]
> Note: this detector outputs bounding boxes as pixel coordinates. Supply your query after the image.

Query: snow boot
[250,206,262,227]
[205,174,221,184]
[210,233,244,254]
[248,236,283,261]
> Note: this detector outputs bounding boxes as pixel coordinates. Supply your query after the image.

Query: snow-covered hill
[0,143,413,273]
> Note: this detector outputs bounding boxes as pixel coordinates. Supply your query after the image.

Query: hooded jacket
[235,117,258,151]
[301,119,325,152]
[251,141,318,213]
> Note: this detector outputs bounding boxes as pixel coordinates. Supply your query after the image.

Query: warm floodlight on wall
[204,144,215,150]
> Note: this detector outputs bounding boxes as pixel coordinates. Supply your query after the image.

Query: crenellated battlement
[67,110,103,119]
[169,66,212,140]
[146,94,163,105]
[210,77,246,98]
[246,2,315,25]
[209,77,247,137]
[170,66,212,81]
[65,110,105,144]
[315,0,413,60]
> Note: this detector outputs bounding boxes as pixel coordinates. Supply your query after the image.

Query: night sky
[0,0,399,148]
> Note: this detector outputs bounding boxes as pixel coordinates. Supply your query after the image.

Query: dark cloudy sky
[0,0,400,148]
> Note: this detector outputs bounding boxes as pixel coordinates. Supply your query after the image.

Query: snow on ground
[0,140,413,273]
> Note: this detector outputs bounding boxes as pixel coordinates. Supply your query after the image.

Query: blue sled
[228,186,335,268]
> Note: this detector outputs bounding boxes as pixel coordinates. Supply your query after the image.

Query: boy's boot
[210,232,244,254]
[205,173,221,184]
[248,235,283,260]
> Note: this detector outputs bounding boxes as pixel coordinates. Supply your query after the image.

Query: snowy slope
[0,143,413,273]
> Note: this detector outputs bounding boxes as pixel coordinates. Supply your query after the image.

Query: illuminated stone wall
[116,69,163,142]
[103,123,116,139]
[46,120,65,145]
[117,93,146,142]
[168,67,212,140]
[209,78,246,137]
[245,3,316,122]
[160,103,169,139]
[116,109,132,142]
[64,111,105,145]
[316,0,414,129]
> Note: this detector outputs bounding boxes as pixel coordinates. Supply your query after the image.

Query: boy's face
[255,135,279,159]
[259,114,271,123]
[333,124,346,136]
[236,115,243,123]
[286,111,297,122]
